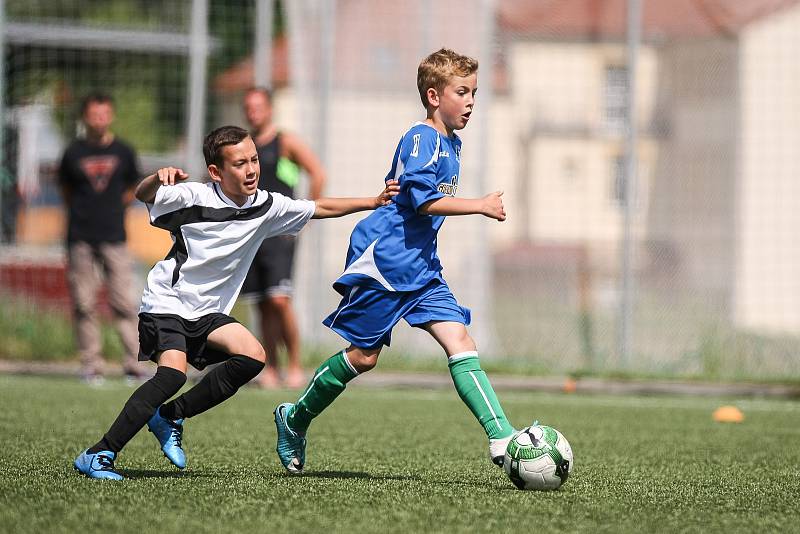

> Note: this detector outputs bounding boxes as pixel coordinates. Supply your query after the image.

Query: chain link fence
[2,0,799,380]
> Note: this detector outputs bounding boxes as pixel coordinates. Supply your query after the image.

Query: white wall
[645,39,739,295]
[734,4,800,333]
[508,41,659,252]
[508,41,659,134]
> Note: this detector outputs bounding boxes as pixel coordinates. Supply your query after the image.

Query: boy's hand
[156,167,189,186]
[376,179,400,207]
[482,191,506,221]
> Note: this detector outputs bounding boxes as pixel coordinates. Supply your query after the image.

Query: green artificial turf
[1,375,799,533]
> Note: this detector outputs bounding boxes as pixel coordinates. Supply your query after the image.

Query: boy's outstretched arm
[135,167,189,203]
[419,191,506,221]
[312,179,399,219]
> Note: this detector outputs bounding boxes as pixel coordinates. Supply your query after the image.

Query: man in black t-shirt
[59,92,143,384]
[0,125,19,244]
[240,87,326,389]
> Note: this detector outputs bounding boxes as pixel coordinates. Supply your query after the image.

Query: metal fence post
[619,0,641,368]
[474,0,497,354]
[254,0,274,89]
[185,0,209,179]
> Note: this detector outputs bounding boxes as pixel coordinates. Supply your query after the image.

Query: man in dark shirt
[240,87,326,388]
[0,125,19,244]
[59,92,143,384]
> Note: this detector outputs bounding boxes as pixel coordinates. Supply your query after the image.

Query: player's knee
[108,301,136,320]
[346,347,380,373]
[353,356,377,373]
[231,354,265,381]
[229,338,266,363]
[72,301,94,318]
[154,366,187,396]
[267,295,292,313]
[452,330,476,354]
[248,343,267,363]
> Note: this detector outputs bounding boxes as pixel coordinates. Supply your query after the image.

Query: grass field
[1,375,799,533]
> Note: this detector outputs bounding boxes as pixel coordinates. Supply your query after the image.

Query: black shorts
[241,235,296,299]
[137,312,239,370]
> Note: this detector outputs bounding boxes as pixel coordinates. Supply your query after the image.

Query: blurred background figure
[58,92,143,385]
[240,86,326,389]
[0,124,19,244]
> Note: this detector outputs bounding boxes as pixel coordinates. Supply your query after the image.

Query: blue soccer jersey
[333,122,462,294]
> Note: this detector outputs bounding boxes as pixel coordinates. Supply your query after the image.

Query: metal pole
[284,0,311,338]
[619,0,641,367]
[518,129,532,242]
[473,0,496,353]
[185,0,209,179]
[254,0,274,88]
[307,0,335,343]
[419,0,432,57]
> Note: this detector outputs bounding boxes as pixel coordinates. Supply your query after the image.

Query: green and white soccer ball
[503,424,573,490]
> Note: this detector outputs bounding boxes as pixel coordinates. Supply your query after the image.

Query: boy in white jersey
[274,49,517,474]
[73,125,399,480]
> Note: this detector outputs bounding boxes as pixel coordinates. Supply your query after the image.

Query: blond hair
[416,48,478,109]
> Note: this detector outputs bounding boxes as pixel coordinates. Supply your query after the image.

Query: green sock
[448,352,514,440]
[287,350,358,432]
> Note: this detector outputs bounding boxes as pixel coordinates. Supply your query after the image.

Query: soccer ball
[503,424,573,490]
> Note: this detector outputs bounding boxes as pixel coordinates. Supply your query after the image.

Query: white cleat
[489,433,516,467]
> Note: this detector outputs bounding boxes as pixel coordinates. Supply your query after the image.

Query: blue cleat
[147,407,186,469]
[73,449,123,480]
[274,402,306,474]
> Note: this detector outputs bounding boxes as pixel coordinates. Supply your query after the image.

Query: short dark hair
[80,92,114,115]
[203,125,250,167]
[245,86,273,103]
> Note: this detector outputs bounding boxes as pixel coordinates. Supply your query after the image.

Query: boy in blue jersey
[274,48,516,474]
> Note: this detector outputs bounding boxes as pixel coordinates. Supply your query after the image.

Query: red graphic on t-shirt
[79,156,119,193]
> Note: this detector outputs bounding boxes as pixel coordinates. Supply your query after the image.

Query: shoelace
[169,421,182,448]
[95,454,116,471]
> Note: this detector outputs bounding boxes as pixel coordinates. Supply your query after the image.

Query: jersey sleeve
[399,128,444,212]
[147,183,196,223]
[261,193,316,237]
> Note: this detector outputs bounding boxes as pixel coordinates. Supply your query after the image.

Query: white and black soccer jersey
[139,181,315,318]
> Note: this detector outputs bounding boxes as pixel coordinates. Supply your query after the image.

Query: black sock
[160,355,264,420]
[88,366,187,454]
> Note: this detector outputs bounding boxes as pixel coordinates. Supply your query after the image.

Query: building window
[604,65,628,132]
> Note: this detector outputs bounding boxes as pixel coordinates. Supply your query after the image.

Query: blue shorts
[322,281,471,349]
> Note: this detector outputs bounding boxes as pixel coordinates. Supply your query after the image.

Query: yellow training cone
[713,405,744,423]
